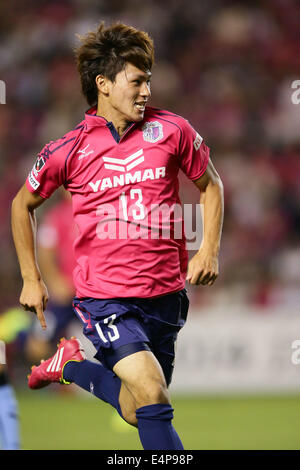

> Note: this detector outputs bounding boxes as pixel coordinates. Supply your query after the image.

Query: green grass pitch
[16,390,300,450]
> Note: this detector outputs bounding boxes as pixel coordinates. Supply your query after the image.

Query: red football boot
[28,336,86,390]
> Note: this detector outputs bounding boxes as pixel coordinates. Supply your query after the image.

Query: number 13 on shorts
[95,314,120,343]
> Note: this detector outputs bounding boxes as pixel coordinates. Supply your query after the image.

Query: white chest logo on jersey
[78,144,94,160]
[142,121,163,143]
[103,149,144,172]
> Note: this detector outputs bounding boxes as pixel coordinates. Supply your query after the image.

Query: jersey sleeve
[25,141,66,199]
[178,119,210,181]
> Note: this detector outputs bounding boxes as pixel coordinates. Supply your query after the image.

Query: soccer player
[11,22,224,450]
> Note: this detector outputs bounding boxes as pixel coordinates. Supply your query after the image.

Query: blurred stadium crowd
[1,0,300,312]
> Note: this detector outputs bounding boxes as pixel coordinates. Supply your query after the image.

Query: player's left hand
[19,279,49,330]
[186,247,219,286]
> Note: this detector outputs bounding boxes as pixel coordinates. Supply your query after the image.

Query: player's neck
[96,100,129,137]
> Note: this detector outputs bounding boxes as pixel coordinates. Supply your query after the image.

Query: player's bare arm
[11,184,48,329]
[186,158,224,286]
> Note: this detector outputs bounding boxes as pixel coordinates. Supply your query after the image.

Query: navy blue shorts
[72,289,189,386]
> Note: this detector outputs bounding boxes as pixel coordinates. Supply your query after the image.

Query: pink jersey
[26,106,209,299]
[37,197,76,286]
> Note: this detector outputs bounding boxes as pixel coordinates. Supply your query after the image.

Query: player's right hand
[19,279,49,330]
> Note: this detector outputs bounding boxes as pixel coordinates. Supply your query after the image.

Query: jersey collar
[84,105,136,143]
[85,105,108,127]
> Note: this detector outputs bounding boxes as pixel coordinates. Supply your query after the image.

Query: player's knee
[134,379,170,408]
[121,381,169,424]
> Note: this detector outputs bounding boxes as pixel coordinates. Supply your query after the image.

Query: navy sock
[135,403,184,450]
[63,360,123,417]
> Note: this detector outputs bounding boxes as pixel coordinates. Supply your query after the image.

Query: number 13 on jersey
[120,189,145,221]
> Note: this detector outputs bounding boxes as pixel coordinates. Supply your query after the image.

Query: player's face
[108,63,152,123]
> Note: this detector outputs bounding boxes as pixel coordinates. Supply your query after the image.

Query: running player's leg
[63,344,170,429]
[29,294,185,448]
[62,298,153,424]
[114,350,169,407]
[113,349,183,450]
[63,356,137,425]
[29,331,183,449]
[118,289,188,448]
[28,299,149,425]
[65,293,187,447]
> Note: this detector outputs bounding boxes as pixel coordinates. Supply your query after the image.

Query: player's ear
[95,75,110,96]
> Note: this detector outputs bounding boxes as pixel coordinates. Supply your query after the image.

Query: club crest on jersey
[142,121,163,143]
[33,156,46,177]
